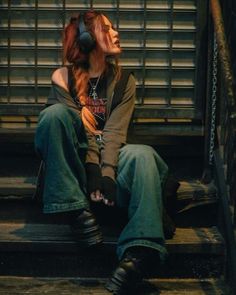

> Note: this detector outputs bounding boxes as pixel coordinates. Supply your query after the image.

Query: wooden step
[0,176,219,228]
[0,277,228,295]
[0,223,224,254]
[0,177,218,204]
[0,121,204,145]
[0,222,225,278]
[0,177,36,196]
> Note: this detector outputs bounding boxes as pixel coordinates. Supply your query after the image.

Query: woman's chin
[106,48,122,56]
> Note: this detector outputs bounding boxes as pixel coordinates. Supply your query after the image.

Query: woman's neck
[88,51,106,78]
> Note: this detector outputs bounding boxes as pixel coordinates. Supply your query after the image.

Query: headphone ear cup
[78,31,96,54]
[77,13,96,54]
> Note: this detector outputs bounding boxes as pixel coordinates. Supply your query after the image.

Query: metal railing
[209,0,236,291]
[210,0,236,228]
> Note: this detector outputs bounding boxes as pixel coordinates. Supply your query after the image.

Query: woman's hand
[90,189,115,206]
[90,189,103,202]
[86,163,116,206]
[101,176,116,207]
[103,197,115,207]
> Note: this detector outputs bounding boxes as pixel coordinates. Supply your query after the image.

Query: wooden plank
[129,123,204,137]
[0,177,36,196]
[0,104,44,116]
[0,104,201,118]
[178,180,217,200]
[0,124,204,141]
[0,277,227,295]
[0,178,216,199]
[0,116,38,123]
[0,177,218,226]
[177,180,218,212]
[133,106,202,119]
[0,223,225,255]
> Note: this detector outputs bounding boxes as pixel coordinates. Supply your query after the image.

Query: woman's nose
[112,29,118,38]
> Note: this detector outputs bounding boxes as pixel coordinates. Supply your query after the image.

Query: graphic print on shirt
[86,76,107,129]
[86,96,107,122]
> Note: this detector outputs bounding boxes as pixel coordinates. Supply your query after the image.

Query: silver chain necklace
[89,76,101,100]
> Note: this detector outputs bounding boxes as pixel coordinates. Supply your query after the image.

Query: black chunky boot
[69,209,103,247]
[105,254,142,294]
[105,247,160,294]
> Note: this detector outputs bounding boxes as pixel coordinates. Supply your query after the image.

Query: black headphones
[77,13,96,54]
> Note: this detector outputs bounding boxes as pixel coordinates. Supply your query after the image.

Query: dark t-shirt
[86,76,107,130]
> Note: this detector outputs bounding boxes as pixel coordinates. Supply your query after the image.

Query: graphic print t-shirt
[86,76,107,130]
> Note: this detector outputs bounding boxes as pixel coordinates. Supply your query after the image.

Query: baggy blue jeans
[35,104,168,261]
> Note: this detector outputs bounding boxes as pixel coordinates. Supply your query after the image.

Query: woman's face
[95,15,122,55]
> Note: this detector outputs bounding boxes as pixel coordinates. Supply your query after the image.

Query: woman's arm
[51,67,69,91]
[101,74,136,180]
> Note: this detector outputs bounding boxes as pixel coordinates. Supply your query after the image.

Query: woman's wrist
[85,163,102,194]
[101,165,116,181]
[101,176,117,203]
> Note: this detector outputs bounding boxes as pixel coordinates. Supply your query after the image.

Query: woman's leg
[106,144,169,293]
[35,104,102,247]
[116,144,169,261]
[34,103,89,213]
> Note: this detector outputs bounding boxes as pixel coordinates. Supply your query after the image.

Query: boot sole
[71,225,103,247]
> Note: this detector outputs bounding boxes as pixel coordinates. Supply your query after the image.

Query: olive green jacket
[46,68,136,180]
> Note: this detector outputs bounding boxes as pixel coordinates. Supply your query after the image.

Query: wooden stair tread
[0,177,218,201]
[178,180,217,199]
[0,277,227,294]
[0,122,204,141]
[0,222,224,254]
[0,177,36,196]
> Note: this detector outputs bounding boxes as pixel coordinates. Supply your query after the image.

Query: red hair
[63,10,120,135]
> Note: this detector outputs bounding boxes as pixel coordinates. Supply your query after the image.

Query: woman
[35,10,169,294]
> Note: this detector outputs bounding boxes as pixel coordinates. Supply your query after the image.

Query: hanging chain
[209,33,218,165]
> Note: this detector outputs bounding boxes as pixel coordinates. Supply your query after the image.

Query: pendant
[91,87,98,100]
[89,76,100,100]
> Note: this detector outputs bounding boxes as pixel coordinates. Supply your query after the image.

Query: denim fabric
[35,103,168,261]
[116,144,168,261]
[35,104,89,213]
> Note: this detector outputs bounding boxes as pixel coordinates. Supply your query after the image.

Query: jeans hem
[43,201,89,213]
[117,240,167,263]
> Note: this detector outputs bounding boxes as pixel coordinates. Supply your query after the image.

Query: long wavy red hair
[63,10,120,134]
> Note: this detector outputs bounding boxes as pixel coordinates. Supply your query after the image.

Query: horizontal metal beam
[0,27,197,33]
[0,104,44,116]
[0,124,203,144]
[134,106,202,119]
[0,104,202,119]
[0,7,197,13]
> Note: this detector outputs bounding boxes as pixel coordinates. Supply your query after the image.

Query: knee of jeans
[135,145,168,171]
[123,144,156,162]
[39,104,70,125]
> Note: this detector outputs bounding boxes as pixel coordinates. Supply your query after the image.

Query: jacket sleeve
[46,86,59,106]
[85,129,100,165]
[101,74,136,180]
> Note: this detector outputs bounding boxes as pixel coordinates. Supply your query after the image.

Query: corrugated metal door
[0,0,208,132]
